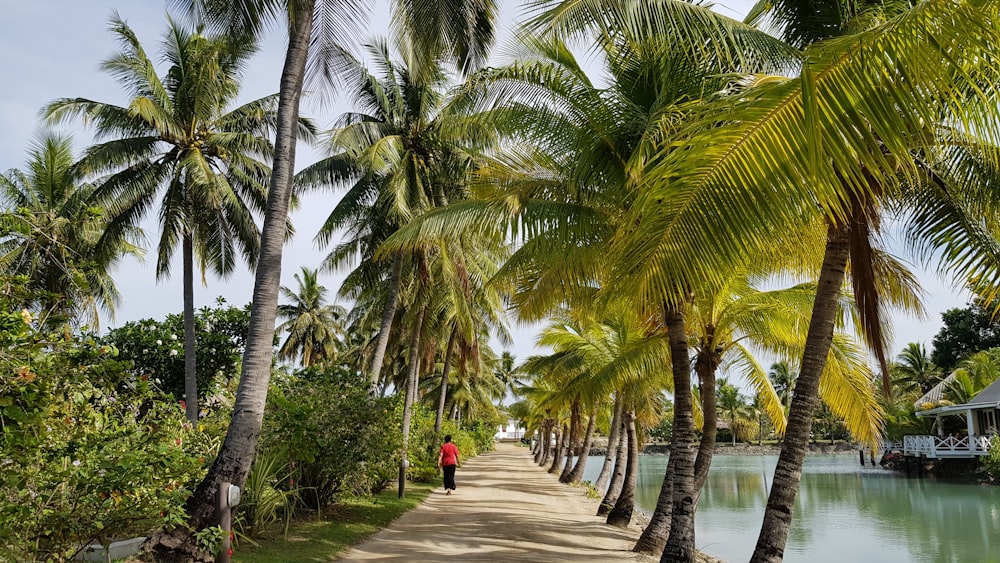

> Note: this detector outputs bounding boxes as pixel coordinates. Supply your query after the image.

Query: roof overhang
[915,402,1000,417]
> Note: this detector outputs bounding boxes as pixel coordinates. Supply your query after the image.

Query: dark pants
[442,464,457,490]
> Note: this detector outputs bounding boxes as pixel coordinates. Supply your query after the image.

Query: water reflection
[583,455,1000,562]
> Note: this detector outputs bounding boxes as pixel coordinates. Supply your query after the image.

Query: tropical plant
[43,15,286,425]
[275,266,346,367]
[931,303,1000,373]
[891,342,941,396]
[0,133,142,328]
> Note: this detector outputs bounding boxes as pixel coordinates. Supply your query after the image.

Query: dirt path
[336,443,656,562]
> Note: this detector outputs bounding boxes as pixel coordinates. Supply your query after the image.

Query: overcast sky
[0,0,968,366]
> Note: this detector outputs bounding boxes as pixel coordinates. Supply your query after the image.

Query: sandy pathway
[336,443,656,562]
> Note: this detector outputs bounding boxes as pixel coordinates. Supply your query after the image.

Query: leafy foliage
[101,298,252,400]
[983,436,1000,481]
[931,303,1000,373]
[263,366,400,507]
[0,286,218,561]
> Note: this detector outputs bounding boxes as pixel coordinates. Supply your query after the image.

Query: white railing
[903,434,992,458]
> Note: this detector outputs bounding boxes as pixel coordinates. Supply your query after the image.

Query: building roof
[967,377,1000,407]
[913,373,956,410]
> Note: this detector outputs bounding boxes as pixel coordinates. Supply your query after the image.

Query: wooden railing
[903,435,992,458]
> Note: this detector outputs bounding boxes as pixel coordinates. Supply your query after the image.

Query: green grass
[233,483,433,563]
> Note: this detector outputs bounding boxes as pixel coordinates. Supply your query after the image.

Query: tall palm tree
[0,133,142,327]
[154,0,500,547]
[276,266,346,367]
[716,378,751,446]
[43,16,283,425]
[768,361,797,414]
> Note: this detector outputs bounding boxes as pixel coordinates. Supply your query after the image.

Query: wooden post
[218,482,232,563]
[859,449,865,466]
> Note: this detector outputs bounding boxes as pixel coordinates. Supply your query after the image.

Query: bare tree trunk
[398,305,425,498]
[594,396,623,493]
[693,347,720,499]
[434,328,457,435]
[607,411,637,528]
[662,302,697,563]
[598,418,628,517]
[369,253,404,390]
[548,424,567,473]
[182,232,198,425]
[559,400,581,482]
[751,224,849,563]
[143,6,315,559]
[634,451,677,554]
[535,424,549,465]
[565,408,598,484]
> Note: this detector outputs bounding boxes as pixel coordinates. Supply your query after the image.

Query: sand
[335,443,657,562]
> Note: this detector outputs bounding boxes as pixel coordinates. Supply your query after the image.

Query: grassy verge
[233,482,433,563]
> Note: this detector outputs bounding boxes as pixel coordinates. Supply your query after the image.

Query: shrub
[102,298,254,400]
[263,367,399,507]
[0,326,216,561]
[983,435,1000,481]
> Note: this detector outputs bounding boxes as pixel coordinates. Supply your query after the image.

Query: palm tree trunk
[539,424,552,466]
[565,408,597,484]
[693,352,719,497]
[369,252,404,390]
[144,5,315,557]
[182,232,198,425]
[434,328,457,434]
[662,301,698,563]
[634,451,676,554]
[548,424,567,473]
[559,400,581,482]
[607,411,638,528]
[751,223,850,563]
[398,305,426,498]
[594,396,623,493]
[598,418,628,517]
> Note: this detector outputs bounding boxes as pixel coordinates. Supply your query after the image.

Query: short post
[859,449,865,466]
[217,482,240,563]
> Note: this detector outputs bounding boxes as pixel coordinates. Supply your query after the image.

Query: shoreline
[586,442,860,457]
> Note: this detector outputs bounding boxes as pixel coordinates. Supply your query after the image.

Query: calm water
[581,454,1000,563]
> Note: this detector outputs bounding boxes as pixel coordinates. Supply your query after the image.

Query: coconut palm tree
[0,133,142,327]
[716,378,752,446]
[891,342,941,396]
[43,16,284,425]
[768,361,797,414]
[131,0,499,551]
[275,266,346,367]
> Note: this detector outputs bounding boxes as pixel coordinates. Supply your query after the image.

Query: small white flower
[156,340,162,345]
[142,349,148,354]
[169,349,178,357]
[170,334,177,340]
[72,460,81,467]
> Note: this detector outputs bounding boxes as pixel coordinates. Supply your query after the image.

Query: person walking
[438,435,461,495]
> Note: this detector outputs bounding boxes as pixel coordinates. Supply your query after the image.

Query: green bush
[263,367,399,507]
[0,320,217,561]
[983,435,1000,480]
[101,298,254,401]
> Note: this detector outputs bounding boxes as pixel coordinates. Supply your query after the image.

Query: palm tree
[275,266,346,367]
[133,0,499,550]
[768,361,797,414]
[891,342,941,395]
[716,378,751,446]
[44,16,283,425]
[0,133,142,327]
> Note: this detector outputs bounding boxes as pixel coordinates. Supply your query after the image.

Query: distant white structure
[494,418,526,440]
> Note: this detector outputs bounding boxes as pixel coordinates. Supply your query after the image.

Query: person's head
[444,435,452,443]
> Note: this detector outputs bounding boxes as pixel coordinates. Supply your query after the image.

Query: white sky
[0,0,969,366]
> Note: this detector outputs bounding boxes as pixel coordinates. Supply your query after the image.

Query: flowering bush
[0,305,219,561]
[101,298,255,401]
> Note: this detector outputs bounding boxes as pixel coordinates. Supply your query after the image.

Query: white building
[494,418,526,441]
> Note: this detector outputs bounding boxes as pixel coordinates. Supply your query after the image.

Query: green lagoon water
[582,454,1000,562]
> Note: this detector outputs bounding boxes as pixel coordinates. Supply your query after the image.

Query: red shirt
[440,442,459,466]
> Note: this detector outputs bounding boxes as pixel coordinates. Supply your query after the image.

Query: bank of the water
[584,453,1000,563]
[587,441,858,457]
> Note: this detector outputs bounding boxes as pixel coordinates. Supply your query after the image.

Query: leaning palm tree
[276,266,346,367]
[143,0,498,552]
[0,133,142,327]
[43,16,284,425]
